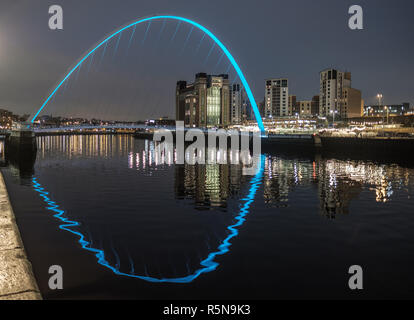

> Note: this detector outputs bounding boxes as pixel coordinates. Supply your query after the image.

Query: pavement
[0,172,42,300]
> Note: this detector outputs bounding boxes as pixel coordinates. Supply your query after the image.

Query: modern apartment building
[297,100,312,116]
[230,84,242,124]
[176,73,230,128]
[288,95,319,117]
[341,87,363,118]
[319,69,351,116]
[311,95,320,115]
[265,78,289,118]
[319,69,362,119]
[288,95,298,116]
[229,84,255,124]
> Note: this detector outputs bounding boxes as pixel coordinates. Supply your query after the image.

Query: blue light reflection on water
[31,156,265,283]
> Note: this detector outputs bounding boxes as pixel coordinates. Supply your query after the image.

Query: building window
[207,86,221,126]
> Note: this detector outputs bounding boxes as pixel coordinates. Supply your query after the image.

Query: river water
[1,135,414,299]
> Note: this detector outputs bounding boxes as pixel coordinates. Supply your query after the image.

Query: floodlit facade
[176,73,230,128]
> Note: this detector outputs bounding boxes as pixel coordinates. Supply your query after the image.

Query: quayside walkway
[0,172,41,300]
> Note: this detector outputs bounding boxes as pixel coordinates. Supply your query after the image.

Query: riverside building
[265,78,289,118]
[319,69,362,119]
[176,73,230,128]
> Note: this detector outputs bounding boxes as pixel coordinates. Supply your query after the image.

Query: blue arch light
[30,15,265,132]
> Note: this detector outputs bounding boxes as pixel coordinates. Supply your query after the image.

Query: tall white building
[265,78,289,118]
[319,69,351,116]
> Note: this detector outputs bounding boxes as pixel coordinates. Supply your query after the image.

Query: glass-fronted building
[176,73,230,128]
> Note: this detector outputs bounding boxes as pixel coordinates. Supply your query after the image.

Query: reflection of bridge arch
[32,155,264,283]
[30,15,265,132]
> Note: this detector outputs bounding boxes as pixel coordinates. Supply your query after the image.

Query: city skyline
[0,0,413,121]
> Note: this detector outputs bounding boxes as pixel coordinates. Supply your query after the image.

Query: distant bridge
[33,124,151,133]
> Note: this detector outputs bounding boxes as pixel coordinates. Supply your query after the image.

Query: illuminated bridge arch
[30,15,265,132]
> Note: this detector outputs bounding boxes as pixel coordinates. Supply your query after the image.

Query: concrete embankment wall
[0,172,41,300]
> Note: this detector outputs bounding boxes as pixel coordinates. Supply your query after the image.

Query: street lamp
[377,94,383,114]
[384,106,389,125]
[330,110,338,126]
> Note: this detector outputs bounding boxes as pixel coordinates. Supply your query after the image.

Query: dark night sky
[0,0,413,121]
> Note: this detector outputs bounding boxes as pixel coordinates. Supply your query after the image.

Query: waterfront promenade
[0,172,41,300]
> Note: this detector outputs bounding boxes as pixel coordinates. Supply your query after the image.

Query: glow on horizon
[30,15,265,133]
[31,155,264,283]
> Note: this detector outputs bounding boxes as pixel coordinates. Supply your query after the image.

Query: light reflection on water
[263,155,413,217]
[2,134,414,297]
[34,135,414,211]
